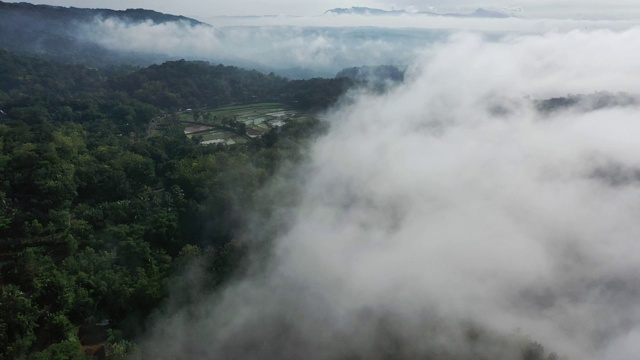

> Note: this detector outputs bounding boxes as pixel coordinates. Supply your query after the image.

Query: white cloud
[79,14,640,77]
[140,27,640,360]
[79,18,439,75]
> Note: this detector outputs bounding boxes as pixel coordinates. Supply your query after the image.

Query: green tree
[0,285,39,359]
[31,337,88,360]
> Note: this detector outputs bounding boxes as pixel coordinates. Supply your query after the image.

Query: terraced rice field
[182,103,311,145]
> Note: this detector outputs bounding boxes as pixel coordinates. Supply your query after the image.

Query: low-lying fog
[141,28,640,360]
[79,14,640,78]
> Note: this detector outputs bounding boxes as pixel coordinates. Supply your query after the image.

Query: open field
[181,103,312,144]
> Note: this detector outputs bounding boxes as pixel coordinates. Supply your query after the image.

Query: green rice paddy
[181,103,311,145]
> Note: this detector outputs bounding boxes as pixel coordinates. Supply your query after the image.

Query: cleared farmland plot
[182,103,308,145]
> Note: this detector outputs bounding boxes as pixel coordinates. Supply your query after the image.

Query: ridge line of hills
[0,1,205,25]
[324,6,512,18]
[0,0,211,68]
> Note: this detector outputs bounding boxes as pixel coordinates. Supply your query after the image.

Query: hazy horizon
[5,0,640,20]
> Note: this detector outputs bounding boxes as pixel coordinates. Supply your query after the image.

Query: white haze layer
[144,29,640,360]
[81,19,429,75]
[80,16,640,77]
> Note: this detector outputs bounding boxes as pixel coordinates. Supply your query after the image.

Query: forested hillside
[0,1,204,67]
[0,49,341,359]
[0,44,563,360]
[108,60,353,111]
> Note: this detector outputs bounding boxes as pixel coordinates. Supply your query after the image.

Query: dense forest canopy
[0,47,348,359]
[108,60,353,111]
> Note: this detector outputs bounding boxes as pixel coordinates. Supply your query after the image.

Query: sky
[8,0,640,19]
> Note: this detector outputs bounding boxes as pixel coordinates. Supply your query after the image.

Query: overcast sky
[8,0,640,19]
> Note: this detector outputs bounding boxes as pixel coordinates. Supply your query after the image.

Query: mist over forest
[2,1,640,360]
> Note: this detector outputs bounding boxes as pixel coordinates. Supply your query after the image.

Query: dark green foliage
[0,48,332,358]
[30,337,89,360]
[0,285,39,359]
[282,77,354,111]
[0,49,106,99]
[109,59,353,111]
[109,60,287,110]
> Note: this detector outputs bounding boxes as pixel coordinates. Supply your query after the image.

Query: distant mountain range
[325,7,407,16]
[0,1,207,67]
[324,7,511,18]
